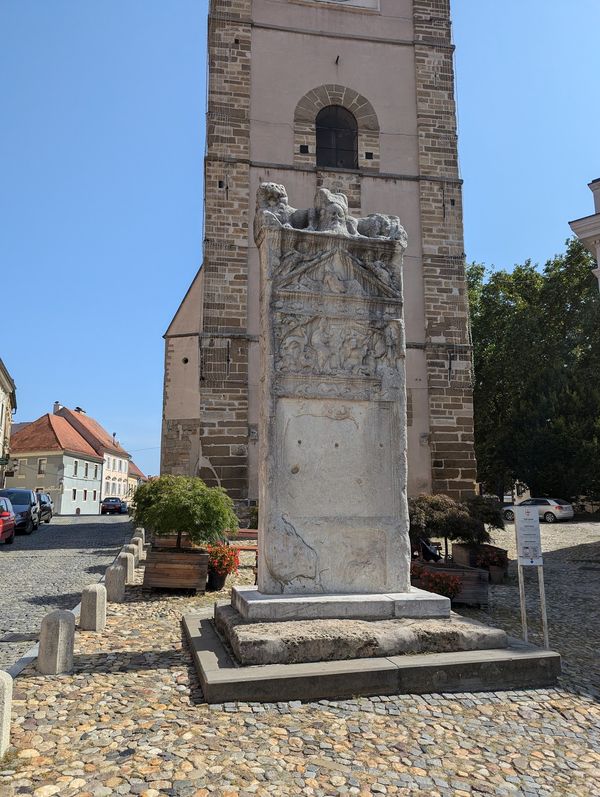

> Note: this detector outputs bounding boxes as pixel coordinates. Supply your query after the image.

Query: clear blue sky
[2,1,599,476]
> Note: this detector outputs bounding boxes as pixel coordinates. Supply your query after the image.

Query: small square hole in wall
[218,180,224,188]
[450,198,456,206]
[299,145,309,154]
[234,38,240,44]
[365,152,374,160]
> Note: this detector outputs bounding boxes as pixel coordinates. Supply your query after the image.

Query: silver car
[503,498,574,523]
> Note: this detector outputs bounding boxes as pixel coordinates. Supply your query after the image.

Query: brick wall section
[413,0,477,499]
[162,0,252,501]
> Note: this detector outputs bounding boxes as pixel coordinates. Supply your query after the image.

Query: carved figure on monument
[254,183,408,247]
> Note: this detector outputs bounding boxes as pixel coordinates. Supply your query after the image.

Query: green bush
[408,493,492,560]
[132,475,238,549]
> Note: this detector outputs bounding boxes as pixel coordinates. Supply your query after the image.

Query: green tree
[468,239,600,501]
[133,475,238,549]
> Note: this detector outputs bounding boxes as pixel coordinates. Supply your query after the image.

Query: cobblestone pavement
[0,516,131,671]
[0,523,599,796]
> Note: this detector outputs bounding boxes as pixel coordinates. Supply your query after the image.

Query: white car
[503,498,574,524]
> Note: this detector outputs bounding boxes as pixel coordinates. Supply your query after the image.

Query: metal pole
[537,565,550,649]
[517,563,528,643]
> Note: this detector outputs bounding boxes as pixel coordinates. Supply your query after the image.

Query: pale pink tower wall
[161,0,477,506]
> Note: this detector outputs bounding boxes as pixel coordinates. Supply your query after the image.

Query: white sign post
[514,505,549,648]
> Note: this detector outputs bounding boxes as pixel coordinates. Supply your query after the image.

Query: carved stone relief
[255,183,411,595]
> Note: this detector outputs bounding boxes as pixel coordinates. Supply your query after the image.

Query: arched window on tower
[316,106,358,169]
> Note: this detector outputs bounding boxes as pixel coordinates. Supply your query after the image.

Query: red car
[0,496,16,544]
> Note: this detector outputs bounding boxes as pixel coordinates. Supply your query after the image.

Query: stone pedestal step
[183,613,561,704]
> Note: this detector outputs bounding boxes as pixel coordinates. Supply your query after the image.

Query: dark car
[35,492,53,524]
[0,497,16,544]
[101,497,126,515]
[0,489,40,534]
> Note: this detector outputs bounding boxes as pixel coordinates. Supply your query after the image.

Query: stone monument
[184,184,560,700]
[229,183,448,621]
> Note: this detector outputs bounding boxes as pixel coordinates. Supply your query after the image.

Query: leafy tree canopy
[468,238,600,500]
[133,475,238,548]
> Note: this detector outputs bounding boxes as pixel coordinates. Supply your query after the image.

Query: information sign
[515,505,543,566]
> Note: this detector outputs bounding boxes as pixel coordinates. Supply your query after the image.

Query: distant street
[0,514,131,671]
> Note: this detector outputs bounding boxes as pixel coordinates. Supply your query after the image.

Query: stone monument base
[182,612,561,704]
[215,603,507,666]
[232,585,450,622]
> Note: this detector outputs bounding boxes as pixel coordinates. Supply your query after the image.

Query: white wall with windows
[101,453,130,500]
[4,452,102,514]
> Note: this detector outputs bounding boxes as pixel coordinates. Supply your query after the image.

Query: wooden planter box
[143,547,208,591]
[412,561,489,607]
[149,532,201,550]
[452,543,509,583]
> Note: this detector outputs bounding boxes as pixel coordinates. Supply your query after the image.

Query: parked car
[0,496,16,544]
[503,498,574,524]
[35,492,53,524]
[0,489,40,534]
[101,497,126,515]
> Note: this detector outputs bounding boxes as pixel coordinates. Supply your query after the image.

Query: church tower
[161,0,477,505]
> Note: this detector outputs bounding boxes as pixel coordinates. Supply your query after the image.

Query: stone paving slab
[0,524,598,796]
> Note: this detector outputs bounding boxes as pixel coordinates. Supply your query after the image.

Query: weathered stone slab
[80,584,107,632]
[232,585,450,621]
[183,614,561,704]
[0,670,12,756]
[37,610,75,675]
[215,604,507,666]
[255,184,411,596]
[105,564,126,602]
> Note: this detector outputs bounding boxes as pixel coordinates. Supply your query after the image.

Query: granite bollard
[117,551,135,584]
[0,670,12,757]
[134,528,146,545]
[105,563,126,602]
[37,610,75,675]
[130,536,145,560]
[80,584,107,631]
[122,544,139,567]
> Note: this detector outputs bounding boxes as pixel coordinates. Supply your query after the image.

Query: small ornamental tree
[132,475,238,550]
[408,493,492,561]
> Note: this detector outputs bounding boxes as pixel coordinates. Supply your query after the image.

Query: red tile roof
[57,408,130,457]
[10,415,104,460]
[128,461,147,480]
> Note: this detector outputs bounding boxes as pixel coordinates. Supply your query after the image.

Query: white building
[5,414,103,514]
[570,178,600,290]
[0,358,17,487]
[54,404,131,500]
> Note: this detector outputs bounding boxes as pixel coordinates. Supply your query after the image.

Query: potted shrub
[206,543,240,591]
[451,496,508,583]
[408,494,491,606]
[133,475,238,591]
[410,562,463,601]
[474,547,508,584]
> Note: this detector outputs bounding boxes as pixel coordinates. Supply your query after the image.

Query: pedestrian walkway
[0,524,599,796]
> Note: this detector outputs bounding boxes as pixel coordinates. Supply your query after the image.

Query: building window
[83,489,88,501]
[72,488,77,500]
[316,106,358,170]
[73,460,78,476]
[94,464,98,479]
[84,462,89,478]
[17,458,26,477]
[37,458,47,476]
[105,480,109,495]
[93,490,97,501]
